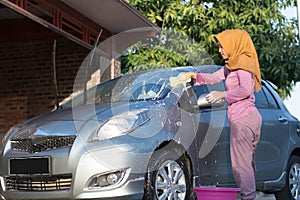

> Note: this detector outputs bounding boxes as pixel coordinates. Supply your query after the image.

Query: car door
[254,83,291,181]
[191,82,234,185]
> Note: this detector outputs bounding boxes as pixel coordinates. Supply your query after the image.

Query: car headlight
[89,109,150,142]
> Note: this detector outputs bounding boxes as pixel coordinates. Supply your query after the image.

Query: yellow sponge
[169,76,191,88]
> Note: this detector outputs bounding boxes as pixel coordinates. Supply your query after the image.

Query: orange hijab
[214,29,261,91]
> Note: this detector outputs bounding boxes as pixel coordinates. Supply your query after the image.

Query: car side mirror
[197,93,225,108]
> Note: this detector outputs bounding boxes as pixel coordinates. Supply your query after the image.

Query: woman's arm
[196,67,226,85]
[179,67,225,85]
[179,67,227,103]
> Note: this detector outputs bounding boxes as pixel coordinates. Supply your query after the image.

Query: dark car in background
[0,65,300,200]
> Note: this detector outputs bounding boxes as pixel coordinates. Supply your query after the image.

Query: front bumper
[0,141,152,199]
[0,176,144,200]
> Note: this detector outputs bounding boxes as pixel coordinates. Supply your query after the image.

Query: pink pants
[230,110,262,200]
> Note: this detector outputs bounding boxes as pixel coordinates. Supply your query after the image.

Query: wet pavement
[237,192,276,200]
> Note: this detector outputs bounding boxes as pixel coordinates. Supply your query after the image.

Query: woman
[180,29,262,200]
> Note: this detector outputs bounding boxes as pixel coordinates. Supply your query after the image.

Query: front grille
[5,174,72,191]
[11,136,76,153]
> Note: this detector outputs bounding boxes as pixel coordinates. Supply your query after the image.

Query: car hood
[26,103,112,123]
[12,101,153,139]
[12,103,116,139]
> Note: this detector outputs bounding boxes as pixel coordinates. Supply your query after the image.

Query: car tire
[275,155,300,200]
[143,149,193,200]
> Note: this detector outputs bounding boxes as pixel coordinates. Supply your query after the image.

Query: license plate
[9,157,51,175]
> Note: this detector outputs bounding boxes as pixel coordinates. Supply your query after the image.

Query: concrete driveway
[237,192,276,200]
[255,192,276,200]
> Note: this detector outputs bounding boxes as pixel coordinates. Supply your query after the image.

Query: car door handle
[279,116,288,125]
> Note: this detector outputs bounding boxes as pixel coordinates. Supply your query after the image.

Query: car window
[263,86,279,109]
[254,88,269,109]
[125,79,170,101]
[192,84,209,97]
[254,85,279,109]
[61,70,179,109]
[192,81,226,110]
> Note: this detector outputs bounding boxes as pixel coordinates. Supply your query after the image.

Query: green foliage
[124,0,299,98]
[121,29,214,74]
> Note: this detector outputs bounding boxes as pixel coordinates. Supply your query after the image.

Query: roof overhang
[61,0,157,34]
[0,0,157,49]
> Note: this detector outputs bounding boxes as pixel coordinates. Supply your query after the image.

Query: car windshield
[61,69,183,109]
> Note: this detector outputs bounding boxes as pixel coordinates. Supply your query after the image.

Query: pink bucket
[194,187,241,200]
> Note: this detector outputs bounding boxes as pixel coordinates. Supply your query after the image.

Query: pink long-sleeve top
[195,67,257,123]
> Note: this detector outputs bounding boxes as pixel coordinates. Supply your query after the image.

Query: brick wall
[0,38,90,133]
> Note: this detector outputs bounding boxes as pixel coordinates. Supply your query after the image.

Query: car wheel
[275,155,300,200]
[143,149,193,200]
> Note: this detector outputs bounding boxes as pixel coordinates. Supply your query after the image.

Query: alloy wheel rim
[289,163,300,200]
[155,160,186,200]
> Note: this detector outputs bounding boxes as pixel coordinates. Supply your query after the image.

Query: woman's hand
[178,72,196,81]
[206,91,225,103]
